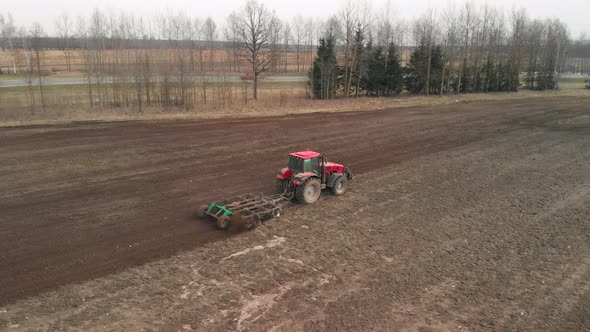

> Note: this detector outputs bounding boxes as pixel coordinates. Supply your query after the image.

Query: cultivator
[198,193,287,230]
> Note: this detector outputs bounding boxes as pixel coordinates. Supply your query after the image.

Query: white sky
[7,0,590,38]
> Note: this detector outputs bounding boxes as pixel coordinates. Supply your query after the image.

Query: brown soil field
[1,96,589,330]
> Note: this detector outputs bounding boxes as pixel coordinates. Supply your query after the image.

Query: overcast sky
[7,0,589,38]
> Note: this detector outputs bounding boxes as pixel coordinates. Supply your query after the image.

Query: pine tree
[309,35,339,99]
[364,45,386,96]
[404,44,428,94]
[360,42,404,97]
[352,26,366,97]
[405,43,444,94]
[385,43,403,95]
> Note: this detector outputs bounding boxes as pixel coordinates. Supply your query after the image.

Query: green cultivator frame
[198,193,286,229]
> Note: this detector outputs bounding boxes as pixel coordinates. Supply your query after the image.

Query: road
[0,75,307,88]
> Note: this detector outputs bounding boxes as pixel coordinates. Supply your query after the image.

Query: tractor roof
[290,150,321,159]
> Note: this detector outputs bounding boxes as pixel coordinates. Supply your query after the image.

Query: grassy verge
[1,85,589,128]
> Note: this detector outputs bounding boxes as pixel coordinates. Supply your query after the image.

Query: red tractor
[276,151,353,204]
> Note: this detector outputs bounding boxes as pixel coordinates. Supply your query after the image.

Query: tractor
[276,151,353,204]
[196,150,352,230]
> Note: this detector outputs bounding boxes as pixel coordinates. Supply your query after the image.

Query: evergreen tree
[405,44,444,95]
[385,43,403,95]
[364,44,386,96]
[309,35,339,99]
[351,26,367,97]
[358,42,404,97]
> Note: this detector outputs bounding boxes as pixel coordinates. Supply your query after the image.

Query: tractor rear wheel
[275,179,290,194]
[216,215,231,229]
[295,178,322,204]
[330,176,348,196]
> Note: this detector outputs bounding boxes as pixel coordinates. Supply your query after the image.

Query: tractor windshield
[289,156,304,173]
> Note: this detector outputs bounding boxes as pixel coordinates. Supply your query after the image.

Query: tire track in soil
[0,96,588,305]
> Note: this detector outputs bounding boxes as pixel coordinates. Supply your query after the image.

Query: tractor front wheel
[331,176,348,196]
[216,215,231,229]
[295,178,322,204]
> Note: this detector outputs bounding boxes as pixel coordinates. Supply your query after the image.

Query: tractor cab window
[289,156,304,173]
[303,158,319,173]
[309,157,320,174]
[289,156,320,174]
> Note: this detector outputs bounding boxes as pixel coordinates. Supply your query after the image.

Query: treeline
[0,0,589,114]
[310,36,403,99]
[0,7,318,76]
[310,3,575,99]
[0,2,323,112]
[0,36,233,51]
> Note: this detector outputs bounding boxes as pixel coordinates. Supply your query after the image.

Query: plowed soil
[1,97,589,329]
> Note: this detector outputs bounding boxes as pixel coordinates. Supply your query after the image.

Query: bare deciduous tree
[291,15,304,72]
[269,17,282,72]
[19,26,36,112]
[457,3,474,92]
[441,5,459,94]
[283,23,291,72]
[413,9,437,95]
[0,13,17,74]
[377,0,395,47]
[204,17,217,71]
[30,22,46,111]
[507,8,528,92]
[304,17,318,71]
[55,12,73,71]
[340,0,357,97]
[224,13,240,73]
[232,0,276,100]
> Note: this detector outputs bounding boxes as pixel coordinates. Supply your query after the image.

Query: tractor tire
[216,215,231,229]
[295,178,322,204]
[275,179,290,194]
[196,204,210,219]
[330,176,348,196]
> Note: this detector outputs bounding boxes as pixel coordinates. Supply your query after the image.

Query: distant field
[559,77,589,90]
[0,48,317,76]
[0,47,414,78]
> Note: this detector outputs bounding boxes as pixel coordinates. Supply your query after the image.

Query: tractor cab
[288,151,322,175]
[277,150,353,204]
